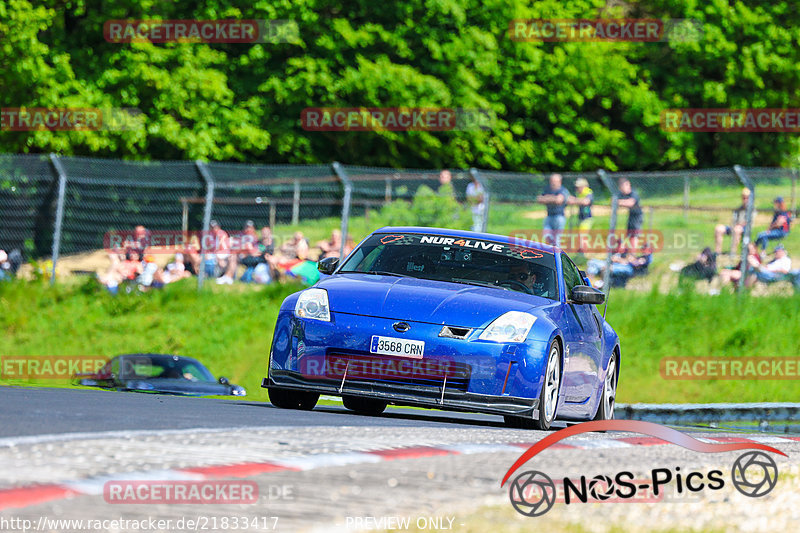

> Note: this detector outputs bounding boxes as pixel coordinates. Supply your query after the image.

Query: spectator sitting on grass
[755,196,791,250]
[207,219,234,285]
[585,245,652,288]
[238,222,273,284]
[215,219,259,284]
[259,226,275,256]
[719,242,761,287]
[137,254,164,290]
[679,247,717,282]
[0,249,22,281]
[162,253,192,284]
[746,244,792,287]
[317,229,343,259]
[98,250,141,293]
[272,231,310,275]
[107,224,149,272]
[537,173,569,246]
[714,188,755,255]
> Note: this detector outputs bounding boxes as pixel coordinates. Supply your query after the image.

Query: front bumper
[262,374,539,418]
[265,309,551,418]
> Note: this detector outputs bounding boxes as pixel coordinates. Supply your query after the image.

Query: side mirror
[571,285,605,305]
[218,376,229,385]
[317,256,339,274]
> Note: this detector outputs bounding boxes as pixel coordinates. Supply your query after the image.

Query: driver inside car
[505,263,549,297]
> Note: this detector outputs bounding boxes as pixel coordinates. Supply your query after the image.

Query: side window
[561,253,582,299]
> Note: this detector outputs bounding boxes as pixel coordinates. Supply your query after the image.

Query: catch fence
[1,154,796,291]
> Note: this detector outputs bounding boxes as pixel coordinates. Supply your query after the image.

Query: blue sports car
[263,227,619,430]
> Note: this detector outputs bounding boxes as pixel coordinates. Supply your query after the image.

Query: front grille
[322,353,471,392]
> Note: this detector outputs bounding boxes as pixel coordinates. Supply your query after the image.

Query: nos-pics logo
[502,420,784,517]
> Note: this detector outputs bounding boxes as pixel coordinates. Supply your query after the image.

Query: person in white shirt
[465,175,486,232]
[747,244,792,286]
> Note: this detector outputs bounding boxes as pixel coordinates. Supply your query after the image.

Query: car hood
[319,273,553,327]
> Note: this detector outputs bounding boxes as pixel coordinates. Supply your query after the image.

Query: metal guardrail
[617,402,800,424]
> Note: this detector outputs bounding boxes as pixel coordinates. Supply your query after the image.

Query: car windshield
[338,232,558,299]
[119,355,215,382]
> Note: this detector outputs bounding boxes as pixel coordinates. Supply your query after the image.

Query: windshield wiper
[449,279,509,291]
[339,270,413,277]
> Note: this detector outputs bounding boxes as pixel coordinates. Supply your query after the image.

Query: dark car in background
[76,353,246,396]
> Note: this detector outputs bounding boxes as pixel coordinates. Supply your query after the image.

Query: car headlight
[231,385,247,396]
[294,288,331,322]
[478,311,536,343]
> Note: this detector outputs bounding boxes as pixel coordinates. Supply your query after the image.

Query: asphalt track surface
[2,386,799,533]
[0,386,508,438]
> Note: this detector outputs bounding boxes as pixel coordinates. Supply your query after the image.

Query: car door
[560,253,602,411]
[558,252,586,414]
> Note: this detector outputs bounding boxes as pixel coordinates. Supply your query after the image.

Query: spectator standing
[537,173,569,246]
[714,188,755,255]
[438,169,452,187]
[465,175,486,232]
[617,178,643,249]
[755,196,791,250]
[569,178,593,231]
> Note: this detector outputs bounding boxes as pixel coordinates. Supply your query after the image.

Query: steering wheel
[497,279,532,294]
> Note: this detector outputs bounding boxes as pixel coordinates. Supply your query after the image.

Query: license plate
[369,336,425,359]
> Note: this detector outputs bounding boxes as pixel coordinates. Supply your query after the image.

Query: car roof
[372,226,559,255]
[115,353,205,366]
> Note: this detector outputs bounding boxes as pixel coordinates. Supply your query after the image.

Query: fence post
[733,165,754,295]
[469,168,490,232]
[792,168,797,216]
[195,161,216,290]
[683,175,690,221]
[181,199,189,235]
[385,176,392,205]
[48,154,68,285]
[596,169,617,296]
[332,162,352,259]
[292,179,300,225]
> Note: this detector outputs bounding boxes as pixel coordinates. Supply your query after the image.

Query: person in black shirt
[617,178,643,249]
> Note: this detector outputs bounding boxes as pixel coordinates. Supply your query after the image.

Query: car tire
[504,340,561,431]
[593,352,617,421]
[342,395,388,416]
[268,388,319,410]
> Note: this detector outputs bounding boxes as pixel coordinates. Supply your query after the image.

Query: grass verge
[1,280,798,404]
